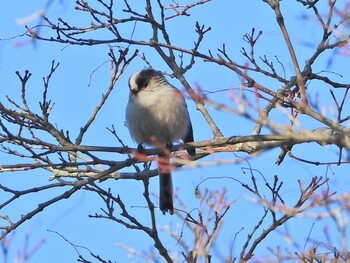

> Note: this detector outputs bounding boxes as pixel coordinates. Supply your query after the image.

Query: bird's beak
[130,88,138,95]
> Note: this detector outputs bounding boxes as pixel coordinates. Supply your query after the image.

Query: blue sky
[1,0,350,262]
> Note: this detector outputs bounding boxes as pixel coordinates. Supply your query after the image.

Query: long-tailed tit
[125,68,195,214]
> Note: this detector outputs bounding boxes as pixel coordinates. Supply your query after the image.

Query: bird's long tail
[157,153,174,215]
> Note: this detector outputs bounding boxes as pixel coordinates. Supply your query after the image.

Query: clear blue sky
[1,1,349,262]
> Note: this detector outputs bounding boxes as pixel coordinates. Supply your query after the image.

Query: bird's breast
[126,88,190,145]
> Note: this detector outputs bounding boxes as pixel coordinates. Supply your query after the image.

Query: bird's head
[128,69,166,95]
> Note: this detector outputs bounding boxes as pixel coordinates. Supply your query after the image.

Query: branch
[264,0,308,106]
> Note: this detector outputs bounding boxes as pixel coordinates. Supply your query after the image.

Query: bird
[125,68,195,214]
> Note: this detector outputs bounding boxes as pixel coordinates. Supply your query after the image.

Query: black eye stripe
[136,77,148,89]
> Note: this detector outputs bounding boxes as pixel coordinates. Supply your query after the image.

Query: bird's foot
[165,143,173,151]
[137,144,145,153]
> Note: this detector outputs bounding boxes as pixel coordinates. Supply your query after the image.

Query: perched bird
[125,68,195,214]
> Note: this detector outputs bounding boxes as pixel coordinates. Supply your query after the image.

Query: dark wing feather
[182,119,195,156]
